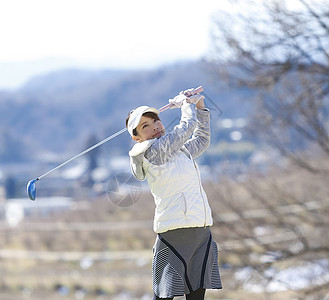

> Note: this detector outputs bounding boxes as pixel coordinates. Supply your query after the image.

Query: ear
[132,135,142,143]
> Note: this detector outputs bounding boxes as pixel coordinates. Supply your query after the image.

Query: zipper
[193,159,207,227]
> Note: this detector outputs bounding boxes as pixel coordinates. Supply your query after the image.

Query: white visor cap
[127,106,160,136]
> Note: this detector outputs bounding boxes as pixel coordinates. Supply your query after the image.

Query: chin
[155,132,164,139]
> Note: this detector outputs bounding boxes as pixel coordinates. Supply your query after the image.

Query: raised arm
[144,101,197,165]
[184,96,211,158]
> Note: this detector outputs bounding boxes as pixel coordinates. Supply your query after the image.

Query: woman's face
[133,115,165,142]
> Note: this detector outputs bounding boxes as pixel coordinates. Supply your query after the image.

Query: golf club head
[27,179,37,201]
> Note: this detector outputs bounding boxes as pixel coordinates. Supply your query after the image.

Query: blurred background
[0,0,329,299]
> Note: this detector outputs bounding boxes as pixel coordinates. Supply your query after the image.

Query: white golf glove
[180,88,198,97]
[169,94,187,108]
[169,87,204,108]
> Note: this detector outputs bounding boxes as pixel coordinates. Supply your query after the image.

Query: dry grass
[1,162,328,299]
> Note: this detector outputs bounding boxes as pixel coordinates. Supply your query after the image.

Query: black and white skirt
[152,226,222,298]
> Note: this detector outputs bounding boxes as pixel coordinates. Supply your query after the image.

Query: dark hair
[126,111,160,136]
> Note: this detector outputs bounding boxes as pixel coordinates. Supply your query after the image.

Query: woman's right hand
[186,94,204,105]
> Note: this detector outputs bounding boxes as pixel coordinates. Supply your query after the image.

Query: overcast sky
[0,0,307,89]
[0,0,233,88]
[0,0,229,65]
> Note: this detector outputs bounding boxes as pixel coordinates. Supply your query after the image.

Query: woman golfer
[126,87,222,300]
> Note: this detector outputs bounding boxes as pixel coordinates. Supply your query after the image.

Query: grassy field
[1,174,328,299]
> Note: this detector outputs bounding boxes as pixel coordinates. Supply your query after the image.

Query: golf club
[27,86,203,201]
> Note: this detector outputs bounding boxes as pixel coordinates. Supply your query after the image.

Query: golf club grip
[192,86,203,94]
[158,86,204,112]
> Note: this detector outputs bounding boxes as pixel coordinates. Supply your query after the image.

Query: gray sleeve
[144,102,197,165]
[184,108,211,159]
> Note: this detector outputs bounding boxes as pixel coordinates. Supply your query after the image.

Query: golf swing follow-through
[26,86,203,201]
[27,85,222,300]
[125,87,222,299]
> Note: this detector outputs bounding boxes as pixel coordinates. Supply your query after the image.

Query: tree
[210,0,329,170]
[208,1,329,298]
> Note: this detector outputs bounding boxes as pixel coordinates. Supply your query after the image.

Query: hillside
[0,60,252,164]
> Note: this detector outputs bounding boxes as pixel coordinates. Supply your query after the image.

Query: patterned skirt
[152,227,222,298]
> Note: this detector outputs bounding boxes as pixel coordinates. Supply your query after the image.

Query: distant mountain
[0,60,253,164]
[0,57,81,89]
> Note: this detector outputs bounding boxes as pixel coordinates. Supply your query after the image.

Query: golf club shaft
[36,86,203,181]
[37,127,127,180]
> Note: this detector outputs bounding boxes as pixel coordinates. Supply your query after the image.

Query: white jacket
[145,146,213,233]
[129,102,213,233]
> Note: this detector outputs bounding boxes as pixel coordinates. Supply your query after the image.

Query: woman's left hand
[169,94,187,108]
